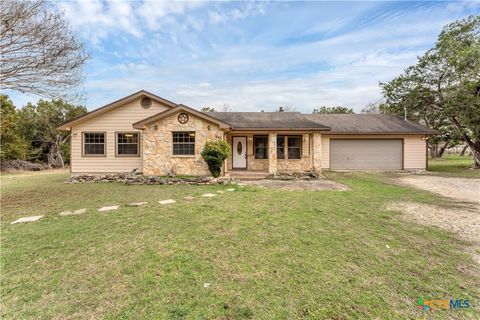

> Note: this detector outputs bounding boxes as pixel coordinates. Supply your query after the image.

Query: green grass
[1,170,479,319]
[428,155,480,178]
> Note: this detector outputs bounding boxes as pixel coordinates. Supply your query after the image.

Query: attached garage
[330,139,403,170]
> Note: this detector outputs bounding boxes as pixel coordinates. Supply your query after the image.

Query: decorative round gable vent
[178,112,189,124]
[140,97,152,109]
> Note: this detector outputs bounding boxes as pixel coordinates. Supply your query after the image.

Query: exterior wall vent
[140,97,152,109]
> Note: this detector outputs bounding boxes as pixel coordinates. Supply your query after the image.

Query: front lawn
[1,170,478,319]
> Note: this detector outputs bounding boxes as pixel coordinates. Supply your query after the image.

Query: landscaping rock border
[268,171,320,180]
[66,173,235,185]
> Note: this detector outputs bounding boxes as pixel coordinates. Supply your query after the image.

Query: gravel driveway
[391,174,480,265]
[397,175,479,204]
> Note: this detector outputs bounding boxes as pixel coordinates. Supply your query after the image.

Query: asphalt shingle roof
[208,112,437,134]
[210,112,330,130]
[305,114,438,134]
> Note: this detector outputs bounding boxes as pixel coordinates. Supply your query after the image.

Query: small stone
[11,215,44,224]
[74,208,87,215]
[59,208,86,216]
[203,282,211,288]
[216,190,224,194]
[184,196,195,200]
[226,188,235,192]
[201,193,216,198]
[158,199,176,205]
[385,245,390,249]
[128,202,148,206]
[98,205,119,212]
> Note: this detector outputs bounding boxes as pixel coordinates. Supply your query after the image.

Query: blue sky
[7,1,480,112]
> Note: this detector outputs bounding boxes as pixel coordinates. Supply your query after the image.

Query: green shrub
[201,140,230,177]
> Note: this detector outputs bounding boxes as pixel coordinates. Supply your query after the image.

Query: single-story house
[58,90,437,177]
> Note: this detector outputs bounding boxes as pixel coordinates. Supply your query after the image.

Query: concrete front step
[229,171,269,180]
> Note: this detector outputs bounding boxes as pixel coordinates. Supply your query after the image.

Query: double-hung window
[254,136,268,159]
[83,132,105,156]
[173,132,195,155]
[287,136,302,159]
[277,135,302,159]
[277,136,285,159]
[116,132,139,156]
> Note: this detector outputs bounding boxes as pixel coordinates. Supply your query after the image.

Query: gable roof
[132,104,232,129]
[305,114,438,135]
[210,112,331,131]
[57,90,177,130]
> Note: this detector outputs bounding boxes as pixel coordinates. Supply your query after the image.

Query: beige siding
[322,134,426,170]
[403,135,427,169]
[71,98,170,173]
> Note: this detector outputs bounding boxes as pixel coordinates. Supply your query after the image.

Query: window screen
[287,136,302,159]
[254,136,268,159]
[117,133,139,156]
[84,132,105,156]
[173,132,195,155]
[277,136,285,159]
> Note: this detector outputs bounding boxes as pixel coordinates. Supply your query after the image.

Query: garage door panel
[330,139,403,170]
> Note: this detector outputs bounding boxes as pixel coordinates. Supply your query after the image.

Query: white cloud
[8,0,473,113]
[59,0,142,44]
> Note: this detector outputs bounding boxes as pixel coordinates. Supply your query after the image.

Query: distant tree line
[0,95,86,166]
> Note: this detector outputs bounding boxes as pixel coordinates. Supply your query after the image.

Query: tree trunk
[450,116,480,168]
[459,144,469,156]
[428,140,449,158]
[47,136,64,167]
[429,143,438,158]
[437,140,449,158]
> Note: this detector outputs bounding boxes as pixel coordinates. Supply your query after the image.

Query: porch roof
[209,112,331,131]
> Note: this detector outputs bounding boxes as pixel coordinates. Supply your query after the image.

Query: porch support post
[312,132,322,175]
[222,132,229,176]
[268,132,277,174]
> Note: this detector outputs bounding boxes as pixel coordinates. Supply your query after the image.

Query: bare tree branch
[0,0,89,99]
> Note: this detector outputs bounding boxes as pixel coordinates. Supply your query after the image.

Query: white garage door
[330,139,403,170]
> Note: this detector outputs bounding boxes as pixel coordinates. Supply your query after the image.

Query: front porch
[224,131,322,177]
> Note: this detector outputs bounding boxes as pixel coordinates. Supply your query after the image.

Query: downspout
[425,135,428,171]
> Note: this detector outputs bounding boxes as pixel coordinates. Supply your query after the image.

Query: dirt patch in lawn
[388,201,480,265]
[395,175,479,204]
[241,179,350,191]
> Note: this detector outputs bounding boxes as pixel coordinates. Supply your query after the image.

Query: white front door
[232,137,247,169]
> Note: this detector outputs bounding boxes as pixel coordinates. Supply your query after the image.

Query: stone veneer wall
[312,132,322,174]
[276,134,312,172]
[143,112,224,176]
